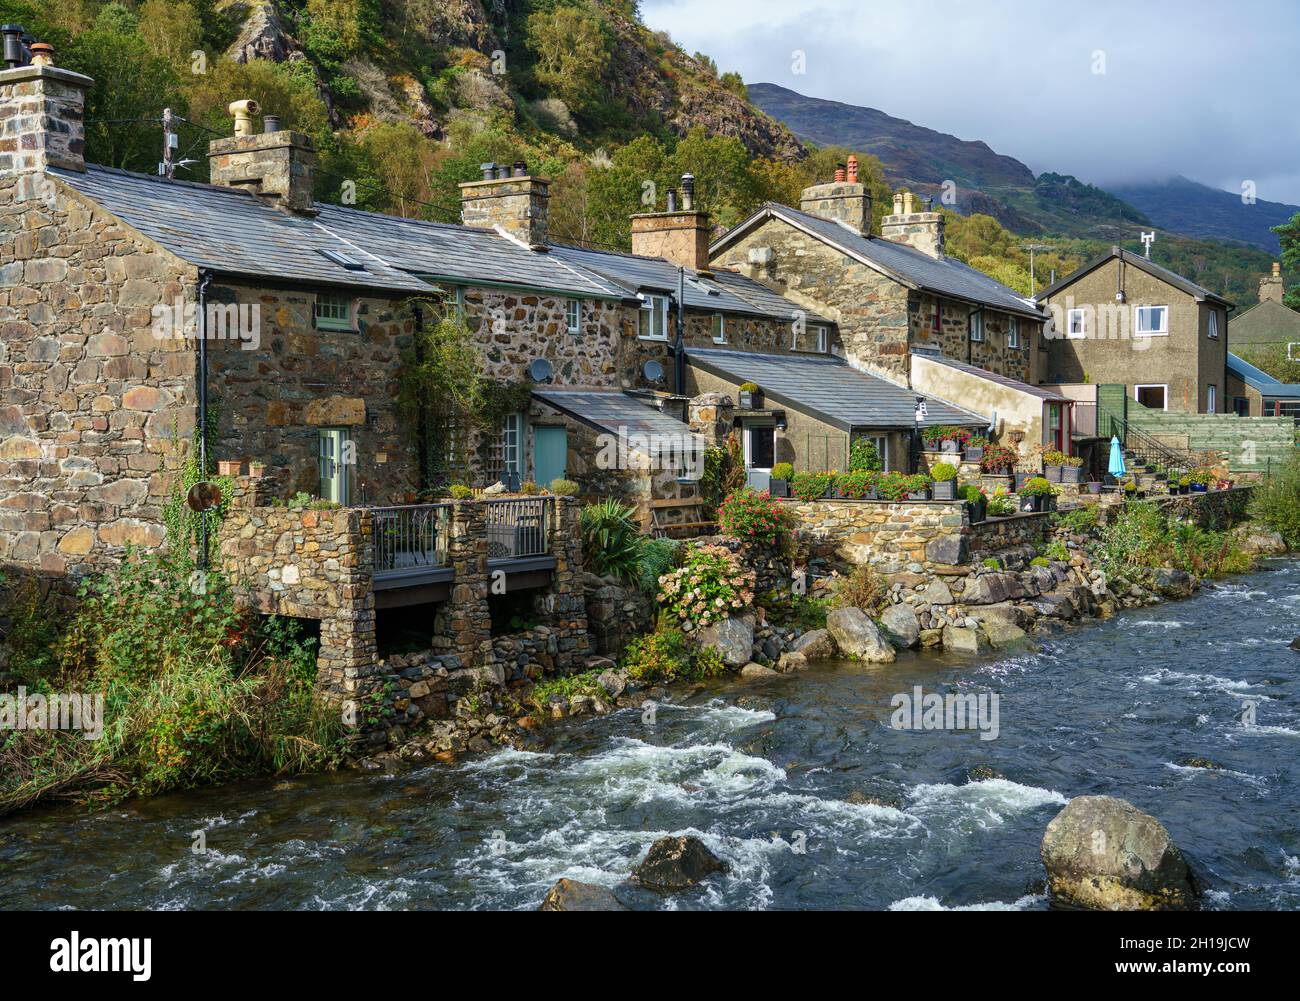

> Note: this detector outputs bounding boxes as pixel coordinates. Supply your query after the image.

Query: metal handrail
[1108,415,1199,474]
[483,497,550,560]
[371,503,452,575]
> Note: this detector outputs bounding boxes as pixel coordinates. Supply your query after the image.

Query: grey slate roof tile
[532,390,708,443]
[686,347,988,430]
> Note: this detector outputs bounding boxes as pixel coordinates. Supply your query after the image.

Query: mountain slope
[1106,176,1297,254]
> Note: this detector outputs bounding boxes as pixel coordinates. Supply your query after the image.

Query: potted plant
[217,460,242,476]
[848,436,883,474]
[1177,474,1191,495]
[791,471,834,502]
[1058,454,1084,484]
[930,461,959,500]
[922,425,968,454]
[769,462,794,498]
[980,444,1018,475]
[985,489,1016,518]
[835,469,878,499]
[1014,468,1037,492]
[904,473,933,500]
[1018,476,1057,512]
[1042,449,1066,483]
[248,461,266,478]
[963,435,988,462]
[1189,468,1212,493]
[737,382,759,409]
[959,484,987,523]
[1086,478,1102,495]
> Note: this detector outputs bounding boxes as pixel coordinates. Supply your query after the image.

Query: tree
[1274,211,1300,310]
[526,3,612,117]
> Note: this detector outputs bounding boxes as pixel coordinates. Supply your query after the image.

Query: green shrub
[519,480,540,495]
[876,471,931,501]
[783,593,829,630]
[986,490,1016,516]
[958,485,987,504]
[983,558,1001,569]
[717,487,792,545]
[449,484,473,499]
[1055,506,1099,534]
[791,470,835,502]
[770,462,794,481]
[930,462,958,482]
[1249,452,1300,547]
[621,627,691,683]
[692,646,728,680]
[637,537,682,595]
[848,437,883,472]
[1029,556,1050,567]
[0,574,62,687]
[1097,502,1253,580]
[580,499,644,580]
[738,381,760,393]
[549,478,580,496]
[1019,476,1057,497]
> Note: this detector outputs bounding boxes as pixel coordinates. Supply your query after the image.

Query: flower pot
[1014,472,1034,492]
[1086,480,1102,495]
[906,489,932,501]
[1060,465,1083,484]
[217,460,242,476]
[1191,483,1208,493]
[738,391,754,409]
[932,480,957,500]
[248,462,267,478]
[967,500,986,524]
[1020,494,1045,513]
[1044,464,1063,483]
[940,440,960,454]
[769,478,789,498]
[963,447,984,462]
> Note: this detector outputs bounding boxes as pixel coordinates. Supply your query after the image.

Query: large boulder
[826,607,896,663]
[632,836,728,892]
[741,661,779,678]
[925,534,968,566]
[539,878,627,911]
[1040,796,1197,911]
[792,628,836,660]
[879,603,921,649]
[980,602,1036,630]
[979,617,1028,648]
[959,572,1024,605]
[695,614,753,668]
[1237,527,1287,556]
[920,579,955,605]
[942,624,990,655]
[1152,568,1195,599]
[596,669,627,699]
[1290,636,1300,652]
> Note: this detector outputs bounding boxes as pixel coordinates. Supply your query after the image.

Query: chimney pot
[479,162,496,181]
[263,114,281,134]
[834,164,847,182]
[1,24,26,67]
[513,160,527,178]
[846,155,859,183]
[227,99,260,138]
[680,173,695,211]
[27,40,52,67]
[666,188,677,213]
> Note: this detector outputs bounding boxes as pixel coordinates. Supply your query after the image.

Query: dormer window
[315,292,354,331]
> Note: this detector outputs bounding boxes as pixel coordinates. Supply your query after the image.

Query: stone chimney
[0,37,91,174]
[798,154,871,236]
[207,100,317,214]
[1259,262,1285,304]
[881,189,945,259]
[630,172,711,271]
[459,161,549,249]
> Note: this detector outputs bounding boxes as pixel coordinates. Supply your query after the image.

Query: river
[3,559,1298,911]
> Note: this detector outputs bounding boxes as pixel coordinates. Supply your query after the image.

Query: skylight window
[317,248,366,271]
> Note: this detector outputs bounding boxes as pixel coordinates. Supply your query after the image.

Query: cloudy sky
[641,0,1300,205]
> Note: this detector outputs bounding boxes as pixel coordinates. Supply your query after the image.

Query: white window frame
[1207,384,1217,414]
[315,292,354,331]
[969,312,983,342]
[501,413,523,475]
[712,313,726,344]
[1134,305,1169,337]
[814,324,829,353]
[565,298,581,334]
[1134,384,1169,410]
[1008,317,1020,349]
[318,427,351,504]
[1207,310,1219,339]
[1067,308,1087,338]
[638,293,669,341]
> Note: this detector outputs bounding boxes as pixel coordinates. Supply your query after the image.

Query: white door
[743,422,775,491]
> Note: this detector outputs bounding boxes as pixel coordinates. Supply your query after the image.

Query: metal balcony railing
[483,497,550,561]
[371,504,451,577]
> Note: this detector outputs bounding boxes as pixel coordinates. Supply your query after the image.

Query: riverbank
[4,556,1297,910]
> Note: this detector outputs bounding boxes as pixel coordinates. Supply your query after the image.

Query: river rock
[1291,636,1300,652]
[632,835,728,892]
[539,878,628,911]
[1237,527,1287,555]
[942,624,990,654]
[792,628,836,660]
[695,614,753,668]
[960,572,1024,605]
[880,603,921,649]
[925,534,968,566]
[596,669,627,698]
[920,579,955,605]
[1152,568,1195,598]
[1030,592,1076,619]
[776,651,808,673]
[980,618,1028,648]
[741,661,779,678]
[980,602,1036,629]
[1041,796,1197,911]
[827,607,896,663]
[918,627,943,648]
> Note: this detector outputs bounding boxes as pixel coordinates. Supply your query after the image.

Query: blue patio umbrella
[1107,436,1127,483]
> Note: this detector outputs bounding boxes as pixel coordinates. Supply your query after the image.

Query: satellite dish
[187,481,223,512]
[643,359,664,383]
[527,358,553,382]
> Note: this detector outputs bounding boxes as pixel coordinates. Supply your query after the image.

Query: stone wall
[785,497,970,574]
[0,171,197,585]
[1148,485,1253,531]
[968,511,1053,553]
[909,291,1033,383]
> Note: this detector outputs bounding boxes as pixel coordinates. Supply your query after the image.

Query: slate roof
[547,242,832,323]
[685,348,987,430]
[532,390,709,443]
[1227,352,1300,399]
[1036,246,1235,307]
[49,165,628,299]
[711,202,1044,319]
[921,353,1069,402]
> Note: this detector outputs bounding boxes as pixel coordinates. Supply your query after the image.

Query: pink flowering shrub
[656,544,756,627]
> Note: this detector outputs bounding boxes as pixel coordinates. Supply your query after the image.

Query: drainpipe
[673,265,685,393]
[197,269,212,570]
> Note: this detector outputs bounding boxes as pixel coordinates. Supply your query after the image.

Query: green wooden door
[534,426,567,487]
